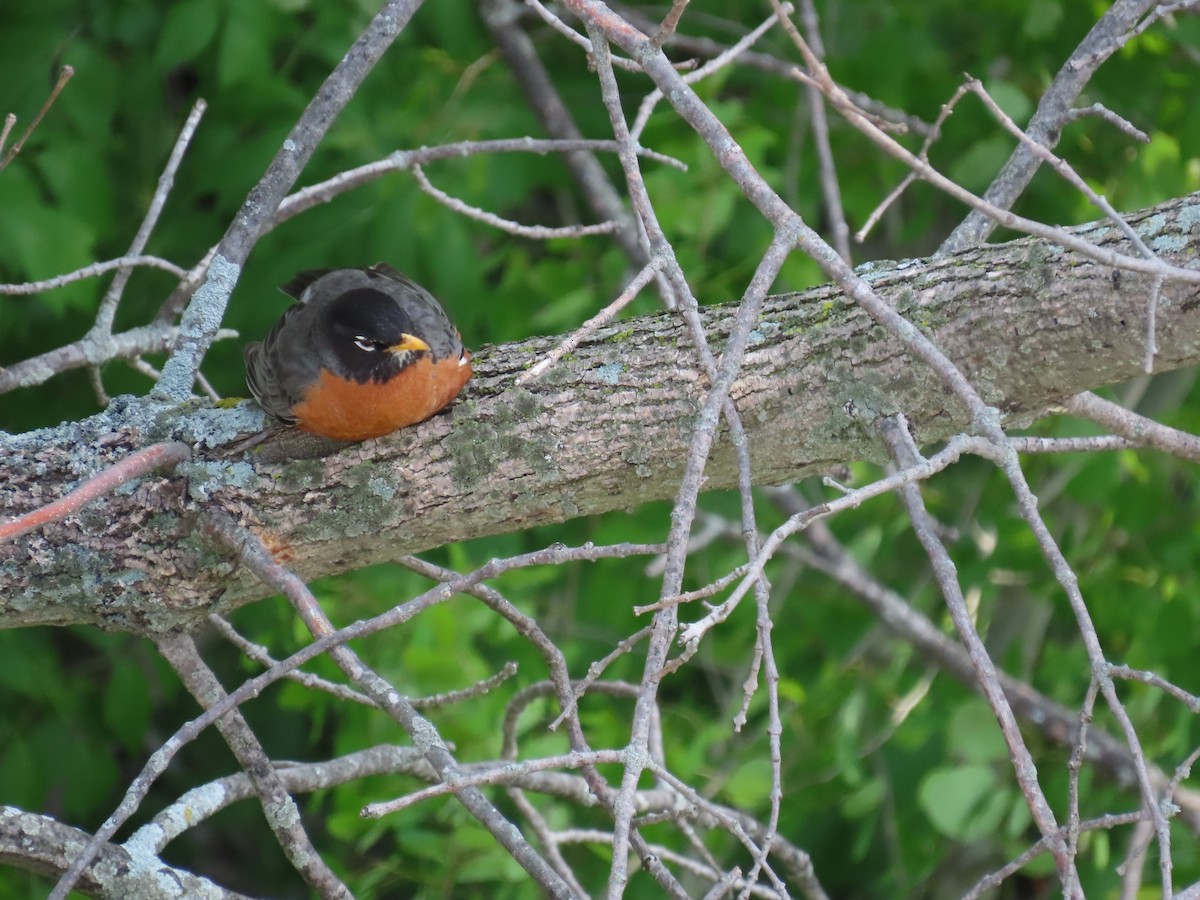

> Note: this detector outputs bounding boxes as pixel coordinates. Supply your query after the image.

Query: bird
[244,263,472,441]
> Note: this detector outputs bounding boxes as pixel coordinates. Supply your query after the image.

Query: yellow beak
[387,333,430,354]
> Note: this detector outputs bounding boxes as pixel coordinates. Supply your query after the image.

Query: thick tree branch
[0,806,251,899]
[2,193,1199,633]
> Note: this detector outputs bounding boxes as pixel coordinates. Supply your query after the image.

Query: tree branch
[2,193,1199,633]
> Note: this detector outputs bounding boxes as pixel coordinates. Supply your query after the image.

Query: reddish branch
[0,441,191,544]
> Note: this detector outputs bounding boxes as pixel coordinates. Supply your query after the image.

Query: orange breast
[292,354,472,441]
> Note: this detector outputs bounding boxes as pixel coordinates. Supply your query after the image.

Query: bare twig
[612,1,933,138]
[630,6,789,141]
[772,0,850,262]
[0,65,74,171]
[411,162,618,238]
[275,137,685,226]
[0,441,191,543]
[154,633,352,899]
[524,0,643,70]
[547,627,653,731]
[153,0,429,402]
[650,0,691,49]
[963,811,1146,900]
[362,748,626,818]
[0,323,238,395]
[90,100,206,339]
[0,114,15,157]
[878,415,1074,882]
[941,0,1160,252]
[1062,102,1150,141]
[481,0,657,296]
[130,744,432,852]
[0,255,188,295]
[1066,392,1200,462]
[518,254,664,383]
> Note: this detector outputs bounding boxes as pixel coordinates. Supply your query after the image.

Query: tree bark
[3,193,1198,633]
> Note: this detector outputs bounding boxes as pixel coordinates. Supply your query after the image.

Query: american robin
[244,264,472,441]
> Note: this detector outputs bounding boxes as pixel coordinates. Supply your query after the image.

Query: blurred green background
[2,0,1200,897]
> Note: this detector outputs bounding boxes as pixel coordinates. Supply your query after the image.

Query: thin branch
[1110,664,1200,712]
[518,254,664,384]
[649,0,690,49]
[154,633,351,899]
[1062,102,1150,141]
[672,434,995,651]
[0,323,238,395]
[773,0,850,262]
[630,6,789,141]
[0,65,74,171]
[208,614,375,706]
[0,113,16,157]
[857,76,970,242]
[941,0,1159,252]
[90,100,207,338]
[0,441,191,543]
[1008,435,1137,454]
[1065,391,1200,462]
[130,744,433,852]
[547,627,653,731]
[481,0,658,297]
[362,749,626,818]
[1064,678,1102,899]
[411,161,618,238]
[524,0,644,70]
[612,1,934,138]
[0,255,188,295]
[995,442,1176,895]
[204,511,607,898]
[152,0,429,402]
[962,811,1146,900]
[877,414,1074,882]
[275,137,685,226]
[412,661,521,709]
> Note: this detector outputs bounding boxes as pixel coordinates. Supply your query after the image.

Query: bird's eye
[353,337,378,352]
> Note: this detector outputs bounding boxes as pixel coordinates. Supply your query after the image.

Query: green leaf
[154,0,221,70]
[985,79,1033,126]
[1022,2,1062,40]
[722,757,774,807]
[218,3,276,89]
[947,701,1010,763]
[948,136,1012,192]
[0,739,44,809]
[917,764,997,838]
[103,662,151,751]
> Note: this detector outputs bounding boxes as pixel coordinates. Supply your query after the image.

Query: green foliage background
[2,1,1199,897]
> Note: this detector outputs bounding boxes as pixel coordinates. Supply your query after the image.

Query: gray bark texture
[3,192,1199,634]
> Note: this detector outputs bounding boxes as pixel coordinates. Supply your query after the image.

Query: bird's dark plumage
[244,264,471,440]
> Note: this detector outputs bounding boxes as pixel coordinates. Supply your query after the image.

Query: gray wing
[243,303,321,425]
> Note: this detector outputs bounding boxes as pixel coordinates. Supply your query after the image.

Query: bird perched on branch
[244,264,471,441]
